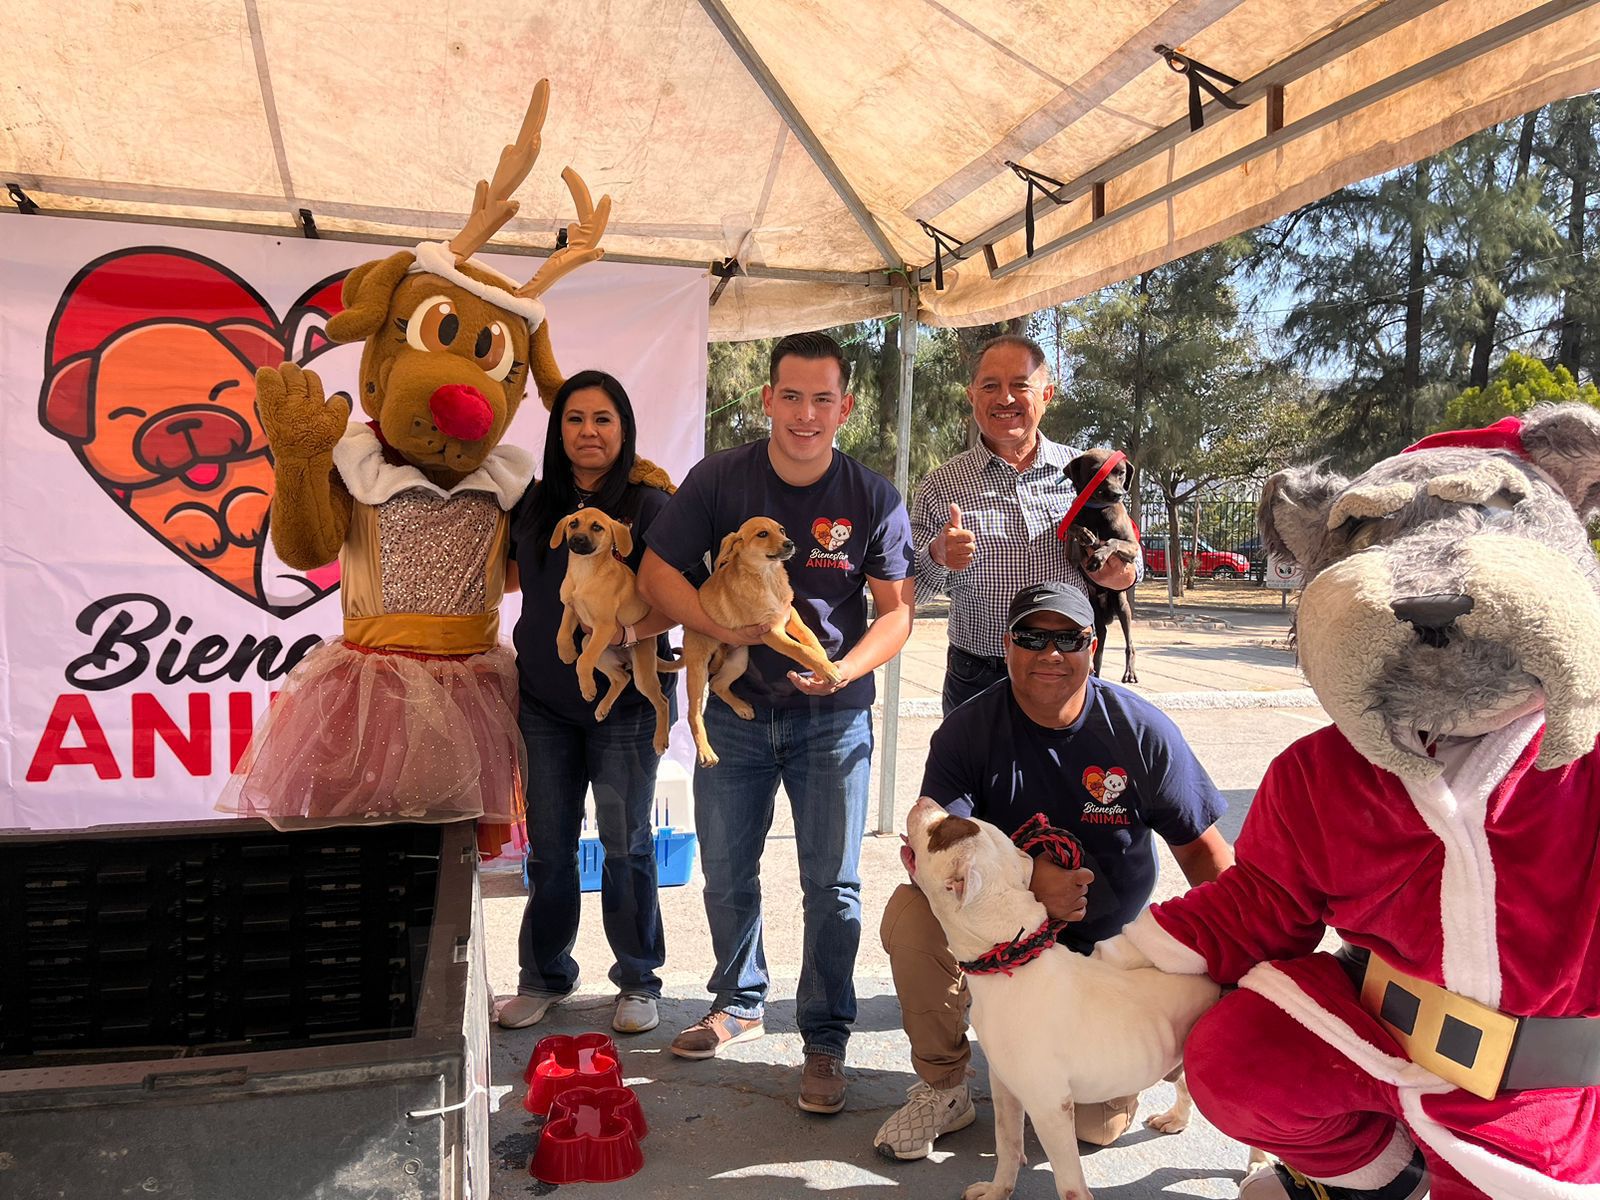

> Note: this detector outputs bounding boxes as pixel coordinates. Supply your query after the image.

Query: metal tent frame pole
[876,285,917,835]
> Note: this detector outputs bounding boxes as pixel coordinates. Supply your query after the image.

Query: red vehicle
[1141,534,1252,579]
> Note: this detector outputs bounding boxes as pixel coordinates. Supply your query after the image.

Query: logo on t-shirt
[1081,765,1132,825]
[807,516,854,569]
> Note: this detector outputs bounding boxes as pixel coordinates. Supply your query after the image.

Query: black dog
[1062,449,1140,683]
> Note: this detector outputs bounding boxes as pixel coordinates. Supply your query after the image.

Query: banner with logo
[0,214,708,830]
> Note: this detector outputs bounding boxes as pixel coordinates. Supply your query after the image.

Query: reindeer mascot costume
[219,82,653,834]
[1096,404,1600,1199]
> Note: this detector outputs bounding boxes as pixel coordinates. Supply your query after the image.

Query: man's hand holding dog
[930,503,976,572]
[1029,857,1094,923]
[788,659,852,696]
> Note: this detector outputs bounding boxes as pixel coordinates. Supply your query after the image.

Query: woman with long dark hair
[498,370,677,1035]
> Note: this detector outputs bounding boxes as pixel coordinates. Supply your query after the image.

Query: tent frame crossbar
[912,0,1575,287]
[694,0,906,274]
[982,0,1599,282]
[0,200,898,289]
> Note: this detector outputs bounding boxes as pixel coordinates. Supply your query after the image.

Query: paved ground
[481,603,1322,1199]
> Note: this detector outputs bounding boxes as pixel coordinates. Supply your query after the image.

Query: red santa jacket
[1151,716,1600,1016]
[1129,713,1600,1196]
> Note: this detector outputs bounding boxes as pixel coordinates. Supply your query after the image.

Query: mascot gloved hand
[1100,404,1600,1200]
[218,80,642,831]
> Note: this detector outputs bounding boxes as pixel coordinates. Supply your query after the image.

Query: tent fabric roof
[5,0,1599,339]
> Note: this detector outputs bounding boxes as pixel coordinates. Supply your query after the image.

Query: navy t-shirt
[645,440,913,711]
[920,675,1226,952]
[510,483,678,727]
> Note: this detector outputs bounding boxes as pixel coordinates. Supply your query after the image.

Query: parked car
[1141,534,1252,579]
[1234,536,1269,583]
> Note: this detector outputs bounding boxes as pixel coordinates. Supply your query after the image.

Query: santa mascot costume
[1096,403,1600,1199]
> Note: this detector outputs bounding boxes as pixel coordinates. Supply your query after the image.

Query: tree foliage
[1437,351,1600,430]
[703,97,1600,534]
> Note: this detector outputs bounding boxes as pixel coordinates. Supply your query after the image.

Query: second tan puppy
[684,517,842,767]
[552,507,677,756]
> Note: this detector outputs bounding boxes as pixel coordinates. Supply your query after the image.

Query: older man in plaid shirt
[914,334,1139,714]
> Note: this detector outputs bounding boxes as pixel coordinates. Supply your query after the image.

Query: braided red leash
[956,814,1086,977]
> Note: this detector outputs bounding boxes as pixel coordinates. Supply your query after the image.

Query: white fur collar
[331,422,534,510]
[1400,709,1543,1007]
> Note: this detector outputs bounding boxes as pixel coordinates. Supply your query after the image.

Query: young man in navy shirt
[638,332,915,1115]
[874,581,1234,1161]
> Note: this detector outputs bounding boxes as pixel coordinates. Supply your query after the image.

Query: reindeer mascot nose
[429,383,494,441]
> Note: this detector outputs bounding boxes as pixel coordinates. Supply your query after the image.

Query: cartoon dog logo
[38,249,346,615]
[812,517,853,551]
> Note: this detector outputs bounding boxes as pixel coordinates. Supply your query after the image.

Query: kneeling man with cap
[874,581,1235,1161]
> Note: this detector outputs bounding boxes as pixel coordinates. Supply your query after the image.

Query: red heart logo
[811,516,853,550]
[38,249,348,616]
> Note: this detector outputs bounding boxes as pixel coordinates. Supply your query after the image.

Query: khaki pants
[878,882,1137,1145]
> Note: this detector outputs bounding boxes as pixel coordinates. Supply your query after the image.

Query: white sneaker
[613,993,660,1034]
[497,979,578,1030]
[873,1081,976,1160]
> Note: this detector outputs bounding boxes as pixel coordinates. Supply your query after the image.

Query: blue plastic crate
[523,828,698,892]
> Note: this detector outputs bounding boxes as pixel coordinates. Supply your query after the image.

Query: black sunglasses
[1009,626,1094,653]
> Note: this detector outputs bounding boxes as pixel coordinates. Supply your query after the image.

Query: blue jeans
[517,703,665,998]
[694,701,873,1060]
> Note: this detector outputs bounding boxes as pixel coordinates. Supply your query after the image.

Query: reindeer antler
[516,168,612,300]
[446,79,551,261]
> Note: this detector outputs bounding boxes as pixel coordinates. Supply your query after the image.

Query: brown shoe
[798,1052,847,1114]
[668,1010,764,1060]
[1076,1093,1138,1146]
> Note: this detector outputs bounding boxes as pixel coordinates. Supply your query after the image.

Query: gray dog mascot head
[1260,403,1600,781]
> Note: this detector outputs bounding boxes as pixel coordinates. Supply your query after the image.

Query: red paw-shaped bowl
[523,1033,622,1115]
[529,1085,648,1184]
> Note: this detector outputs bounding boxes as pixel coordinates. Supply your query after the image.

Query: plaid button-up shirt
[913,434,1136,659]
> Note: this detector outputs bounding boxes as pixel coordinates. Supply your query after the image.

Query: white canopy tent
[5,0,1600,827]
[6,0,1599,339]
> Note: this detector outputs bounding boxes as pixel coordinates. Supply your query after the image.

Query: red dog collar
[956,814,1086,976]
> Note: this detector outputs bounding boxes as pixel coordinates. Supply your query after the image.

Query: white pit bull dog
[906,796,1219,1200]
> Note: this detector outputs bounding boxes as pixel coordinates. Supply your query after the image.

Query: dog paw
[1144,1108,1189,1135]
[729,701,755,720]
[557,643,579,665]
[578,679,598,703]
[697,749,720,768]
[654,737,671,757]
[962,1184,1012,1200]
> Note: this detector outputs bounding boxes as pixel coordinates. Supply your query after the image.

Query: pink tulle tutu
[218,638,526,829]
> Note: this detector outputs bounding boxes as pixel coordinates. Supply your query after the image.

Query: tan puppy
[551,507,677,756]
[683,517,843,767]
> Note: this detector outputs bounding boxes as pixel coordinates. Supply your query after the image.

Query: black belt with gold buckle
[1335,945,1600,1098]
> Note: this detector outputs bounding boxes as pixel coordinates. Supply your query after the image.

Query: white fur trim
[1318,1127,1418,1189]
[1242,963,1600,1200]
[331,423,534,511]
[1240,963,1442,1090]
[1122,909,1209,974]
[1399,711,1542,1007]
[1398,1090,1600,1199]
[409,242,547,331]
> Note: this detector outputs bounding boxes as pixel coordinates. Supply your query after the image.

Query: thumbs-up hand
[934,501,977,571]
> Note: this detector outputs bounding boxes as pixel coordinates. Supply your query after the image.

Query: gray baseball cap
[1007,581,1094,631]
